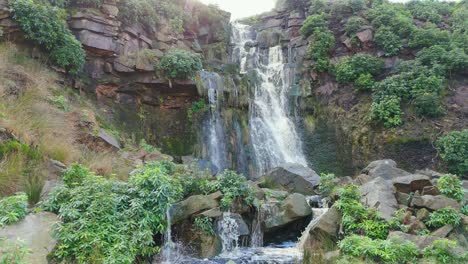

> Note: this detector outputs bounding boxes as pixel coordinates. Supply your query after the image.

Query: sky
[199,0,277,20]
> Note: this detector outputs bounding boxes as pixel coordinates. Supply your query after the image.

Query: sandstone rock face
[264,163,320,195]
[392,174,433,193]
[411,195,461,211]
[0,212,59,264]
[170,192,222,223]
[264,193,312,230]
[360,177,398,220]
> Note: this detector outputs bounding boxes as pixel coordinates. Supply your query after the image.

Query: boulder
[263,163,320,195]
[392,174,432,193]
[170,192,222,223]
[222,213,249,236]
[416,208,430,221]
[431,225,453,238]
[264,193,312,230]
[388,231,438,250]
[360,177,398,220]
[98,129,121,149]
[356,29,373,43]
[363,160,411,180]
[411,195,461,211]
[297,207,341,250]
[0,212,59,264]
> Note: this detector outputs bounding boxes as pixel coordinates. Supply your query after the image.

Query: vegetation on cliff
[159,49,203,79]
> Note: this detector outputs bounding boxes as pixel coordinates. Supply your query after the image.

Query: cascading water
[231,22,308,176]
[218,212,241,255]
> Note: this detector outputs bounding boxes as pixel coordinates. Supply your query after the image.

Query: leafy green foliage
[11,0,85,74]
[374,26,401,56]
[0,140,41,161]
[368,3,414,37]
[139,139,160,153]
[42,162,183,263]
[159,49,203,79]
[416,45,468,75]
[423,239,468,264]
[187,99,207,121]
[436,130,468,175]
[437,174,464,202]
[0,193,28,226]
[409,26,451,48]
[425,207,461,228]
[334,54,384,84]
[335,185,390,239]
[300,13,329,38]
[49,95,69,111]
[118,0,158,28]
[370,96,402,128]
[406,0,453,24]
[215,170,254,211]
[344,16,365,35]
[0,238,29,264]
[308,29,335,72]
[193,216,215,236]
[413,92,445,117]
[354,73,374,91]
[318,173,336,197]
[338,234,419,263]
[62,163,92,187]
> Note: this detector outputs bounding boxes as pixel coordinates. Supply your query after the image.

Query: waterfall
[199,71,228,172]
[231,22,307,176]
[218,212,240,255]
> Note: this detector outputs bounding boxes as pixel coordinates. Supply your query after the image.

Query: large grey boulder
[411,195,461,211]
[263,163,320,195]
[170,192,222,223]
[360,177,398,220]
[264,193,312,231]
[363,159,411,180]
[392,174,433,194]
[0,212,59,264]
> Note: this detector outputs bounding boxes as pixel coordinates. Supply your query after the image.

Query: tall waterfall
[231,22,308,175]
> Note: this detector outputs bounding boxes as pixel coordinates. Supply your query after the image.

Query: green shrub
[0,238,29,264]
[406,0,453,24]
[319,173,336,197]
[338,234,419,263]
[435,130,468,175]
[0,140,41,161]
[374,26,402,56]
[62,163,92,187]
[308,29,335,72]
[354,73,375,91]
[159,49,203,79]
[409,26,451,48]
[344,16,366,35]
[368,4,414,37]
[425,207,461,228]
[334,54,384,84]
[49,95,70,111]
[300,13,329,38]
[413,92,445,117]
[187,99,207,121]
[215,170,254,211]
[370,95,402,128]
[42,162,183,263]
[118,0,158,28]
[423,239,468,264]
[11,0,85,74]
[417,45,468,75]
[193,216,215,236]
[437,174,464,202]
[0,193,28,226]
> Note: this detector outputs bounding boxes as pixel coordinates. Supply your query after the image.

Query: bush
[370,95,402,128]
[425,207,461,228]
[423,239,468,264]
[308,29,335,72]
[413,92,445,117]
[215,170,254,211]
[11,0,85,74]
[318,173,336,197]
[368,4,414,37]
[0,193,28,226]
[42,162,183,263]
[159,49,203,79]
[435,130,468,175]
[437,174,464,202]
[409,26,451,48]
[344,16,366,35]
[338,234,419,263]
[193,216,215,236]
[334,54,384,84]
[406,0,453,24]
[118,0,158,28]
[300,13,329,38]
[0,238,29,264]
[417,45,468,75]
[374,26,402,56]
[187,99,207,121]
[354,73,375,91]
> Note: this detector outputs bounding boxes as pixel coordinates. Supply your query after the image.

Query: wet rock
[263,163,320,195]
[392,174,432,193]
[0,212,59,264]
[308,207,341,239]
[224,213,249,236]
[360,177,398,220]
[363,159,411,180]
[264,193,312,230]
[170,192,222,223]
[411,195,461,211]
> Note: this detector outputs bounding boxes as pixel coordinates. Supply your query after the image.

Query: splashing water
[218,212,240,255]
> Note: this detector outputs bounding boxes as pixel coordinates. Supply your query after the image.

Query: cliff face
[238,0,467,172]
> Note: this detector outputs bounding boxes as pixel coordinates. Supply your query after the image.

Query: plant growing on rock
[318,173,336,197]
[334,54,384,84]
[0,192,28,226]
[436,129,468,176]
[425,207,461,228]
[215,170,254,211]
[370,95,402,128]
[193,216,215,236]
[344,16,366,35]
[0,238,29,264]
[307,29,335,72]
[158,49,203,80]
[409,26,451,49]
[436,174,464,202]
[300,13,329,38]
[374,26,402,56]
[423,239,468,264]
